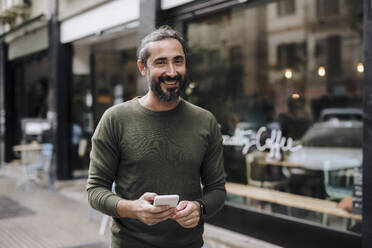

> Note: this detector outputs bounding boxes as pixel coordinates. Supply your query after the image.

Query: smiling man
[87,26,226,248]
[143,39,186,102]
[139,35,187,106]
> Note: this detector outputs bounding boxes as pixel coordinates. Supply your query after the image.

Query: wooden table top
[226,182,362,221]
[13,143,42,152]
[256,158,303,169]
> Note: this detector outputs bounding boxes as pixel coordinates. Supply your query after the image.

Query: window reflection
[184,0,363,231]
[94,49,138,125]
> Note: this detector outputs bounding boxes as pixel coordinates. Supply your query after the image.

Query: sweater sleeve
[199,115,226,218]
[87,109,122,218]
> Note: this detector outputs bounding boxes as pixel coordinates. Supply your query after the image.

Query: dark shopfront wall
[162,0,369,247]
[0,42,6,165]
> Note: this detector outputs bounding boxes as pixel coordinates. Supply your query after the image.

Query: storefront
[162,0,368,247]
[60,0,140,177]
[0,0,142,178]
[3,23,50,162]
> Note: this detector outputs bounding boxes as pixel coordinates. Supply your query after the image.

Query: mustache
[158,75,183,83]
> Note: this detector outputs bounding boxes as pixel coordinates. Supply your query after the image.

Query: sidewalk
[0,163,280,248]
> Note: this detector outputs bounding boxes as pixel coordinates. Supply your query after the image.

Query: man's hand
[117,192,176,226]
[171,201,201,228]
[336,196,353,213]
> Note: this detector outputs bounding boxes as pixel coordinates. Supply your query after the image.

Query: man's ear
[137,60,146,76]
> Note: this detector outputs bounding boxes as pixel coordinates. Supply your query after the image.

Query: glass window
[70,47,138,176]
[278,0,295,16]
[316,0,340,18]
[184,0,363,232]
[277,42,305,69]
[94,49,138,125]
[71,74,92,175]
[14,55,49,119]
[11,53,49,144]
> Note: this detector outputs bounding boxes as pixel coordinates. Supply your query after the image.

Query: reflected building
[267,0,363,120]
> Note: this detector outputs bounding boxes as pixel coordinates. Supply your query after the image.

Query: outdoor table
[13,143,43,191]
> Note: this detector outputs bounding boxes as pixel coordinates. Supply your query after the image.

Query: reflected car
[319,108,363,122]
[287,119,362,171]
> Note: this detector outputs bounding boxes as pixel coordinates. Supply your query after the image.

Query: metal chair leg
[322,213,328,225]
[99,215,110,236]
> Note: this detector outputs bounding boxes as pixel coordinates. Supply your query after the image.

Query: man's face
[142,39,187,102]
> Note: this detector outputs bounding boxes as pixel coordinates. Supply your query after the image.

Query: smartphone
[153,195,179,208]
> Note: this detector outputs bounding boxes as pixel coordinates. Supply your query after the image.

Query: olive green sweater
[87,97,226,248]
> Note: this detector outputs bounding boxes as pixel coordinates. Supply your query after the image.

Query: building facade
[0,0,371,247]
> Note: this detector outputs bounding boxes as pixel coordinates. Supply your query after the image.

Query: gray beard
[151,81,181,102]
[148,73,186,102]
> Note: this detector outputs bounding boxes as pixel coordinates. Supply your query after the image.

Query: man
[87,26,226,248]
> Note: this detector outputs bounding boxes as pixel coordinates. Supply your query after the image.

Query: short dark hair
[137,25,188,67]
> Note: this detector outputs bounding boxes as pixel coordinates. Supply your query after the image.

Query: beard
[148,72,188,102]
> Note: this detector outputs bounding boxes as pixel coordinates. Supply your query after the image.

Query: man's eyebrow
[173,56,184,60]
[153,56,184,63]
[153,57,167,62]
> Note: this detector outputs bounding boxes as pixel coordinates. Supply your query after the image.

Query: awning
[60,0,139,44]
[1,14,49,61]
[0,14,45,40]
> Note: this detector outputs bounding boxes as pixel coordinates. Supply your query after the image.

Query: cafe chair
[245,152,290,213]
[245,151,290,190]
[323,163,354,202]
[20,143,53,192]
[322,161,354,227]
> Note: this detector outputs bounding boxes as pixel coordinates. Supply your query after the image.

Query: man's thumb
[141,192,157,202]
[176,200,188,211]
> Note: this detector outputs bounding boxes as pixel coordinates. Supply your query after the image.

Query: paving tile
[62,242,110,248]
[0,163,279,248]
[0,195,35,219]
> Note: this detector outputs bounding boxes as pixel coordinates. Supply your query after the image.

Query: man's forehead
[147,38,185,58]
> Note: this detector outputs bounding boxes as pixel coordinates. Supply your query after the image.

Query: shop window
[277,0,295,17]
[277,43,295,68]
[207,49,221,67]
[314,35,341,79]
[93,49,138,125]
[317,0,340,18]
[229,46,243,64]
[315,39,326,58]
[327,35,341,78]
[185,1,363,233]
[277,42,306,69]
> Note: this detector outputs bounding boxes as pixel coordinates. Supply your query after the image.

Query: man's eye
[175,60,184,64]
[155,61,166,65]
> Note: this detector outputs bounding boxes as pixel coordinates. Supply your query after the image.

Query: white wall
[73,45,90,75]
[161,0,194,9]
[8,27,48,60]
[29,0,50,19]
[58,0,109,21]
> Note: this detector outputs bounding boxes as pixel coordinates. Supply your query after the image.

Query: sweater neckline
[135,96,184,117]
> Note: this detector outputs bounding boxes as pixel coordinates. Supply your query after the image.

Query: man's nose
[165,63,177,77]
